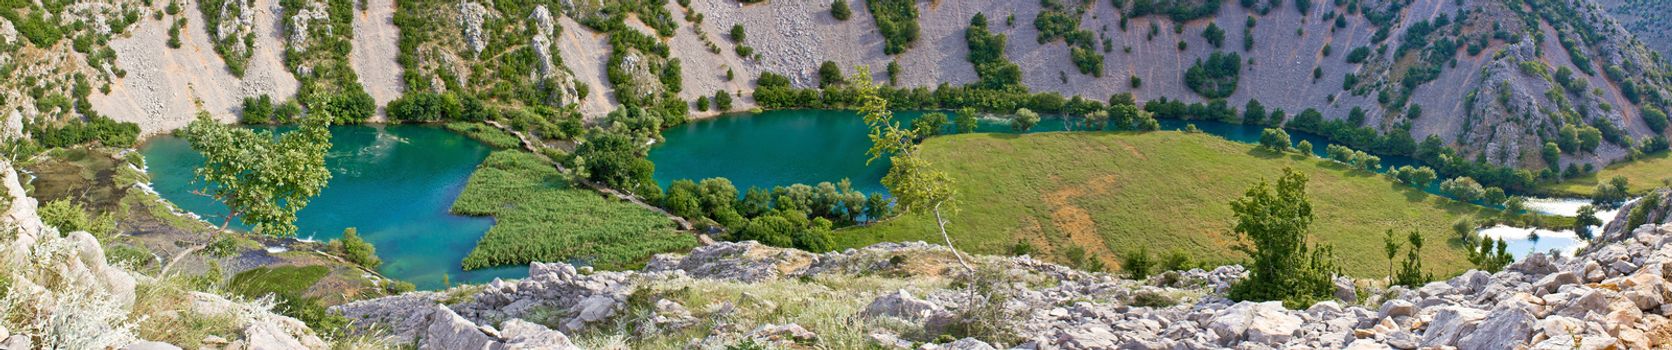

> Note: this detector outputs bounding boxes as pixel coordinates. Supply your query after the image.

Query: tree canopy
[182,113,333,237]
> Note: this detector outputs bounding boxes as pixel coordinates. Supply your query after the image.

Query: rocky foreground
[333,199,1672,349]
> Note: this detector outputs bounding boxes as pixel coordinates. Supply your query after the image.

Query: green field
[839,131,1510,278]
[1542,152,1672,196]
[456,151,697,270]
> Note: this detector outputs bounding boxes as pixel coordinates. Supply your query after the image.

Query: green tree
[664,180,703,219]
[1593,176,1631,206]
[1012,108,1040,132]
[336,227,381,269]
[1227,168,1341,308]
[1381,229,1400,282]
[183,113,332,237]
[818,61,845,87]
[698,178,740,217]
[864,192,893,223]
[1201,22,1225,48]
[913,112,949,137]
[1295,140,1313,155]
[715,90,733,111]
[1258,128,1291,152]
[856,66,966,270]
[1574,205,1602,240]
[954,107,979,134]
[1440,177,1486,203]
[1468,236,1512,272]
[739,187,772,218]
[1394,230,1431,287]
[1542,142,1561,170]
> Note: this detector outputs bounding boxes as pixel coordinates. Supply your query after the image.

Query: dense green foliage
[182,114,332,236]
[865,0,919,54]
[965,13,1022,90]
[455,151,694,270]
[1227,169,1342,308]
[26,116,140,148]
[1184,52,1242,99]
[330,228,381,269]
[1258,128,1290,152]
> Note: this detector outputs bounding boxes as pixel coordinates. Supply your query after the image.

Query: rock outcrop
[330,219,1672,349]
[0,160,333,349]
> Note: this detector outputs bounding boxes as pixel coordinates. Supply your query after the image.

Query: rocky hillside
[384,0,1671,169]
[0,160,376,349]
[1597,0,1672,58]
[1,0,1661,170]
[320,219,1672,349]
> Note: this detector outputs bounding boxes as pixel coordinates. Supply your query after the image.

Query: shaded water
[141,125,522,289]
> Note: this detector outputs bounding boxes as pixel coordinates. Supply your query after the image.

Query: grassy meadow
[839,131,1516,278]
[1542,152,1672,196]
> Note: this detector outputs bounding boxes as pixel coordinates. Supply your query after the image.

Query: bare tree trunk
[935,202,973,272]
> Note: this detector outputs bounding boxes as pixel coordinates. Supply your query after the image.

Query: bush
[818,61,844,87]
[39,199,117,239]
[1201,22,1225,48]
[1440,177,1486,202]
[830,0,851,20]
[240,95,275,124]
[695,96,709,111]
[1122,247,1154,280]
[710,90,731,111]
[1345,47,1371,63]
[866,0,920,54]
[1184,52,1242,98]
[334,228,381,269]
[1012,108,1040,132]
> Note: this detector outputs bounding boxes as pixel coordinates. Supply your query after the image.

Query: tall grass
[456,151,695,270]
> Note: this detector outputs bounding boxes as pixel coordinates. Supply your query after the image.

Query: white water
[1476,197,1634,258]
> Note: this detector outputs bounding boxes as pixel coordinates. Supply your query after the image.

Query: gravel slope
[92,0,299,136]
[351,0,405,121]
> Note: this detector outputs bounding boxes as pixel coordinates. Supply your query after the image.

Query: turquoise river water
[141,125,524,289]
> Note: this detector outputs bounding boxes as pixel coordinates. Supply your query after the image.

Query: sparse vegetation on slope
[281,0,376,124]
